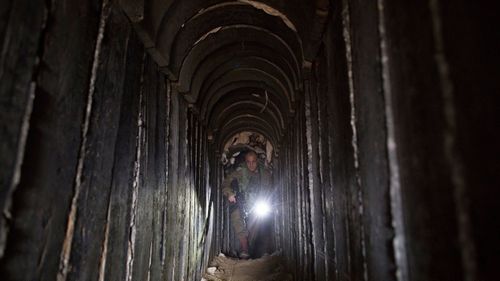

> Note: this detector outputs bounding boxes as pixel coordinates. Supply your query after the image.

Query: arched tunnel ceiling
[121,0,330,151]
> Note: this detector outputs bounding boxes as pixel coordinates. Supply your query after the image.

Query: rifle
[229,179,249,218]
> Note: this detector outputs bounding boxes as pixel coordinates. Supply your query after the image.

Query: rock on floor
[203,253,292,281]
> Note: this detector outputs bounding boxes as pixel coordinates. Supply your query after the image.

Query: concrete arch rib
[200,81,289,124]
[173,25,300,81]
[219,115,277,141]
[167,4,303,70]
[180,42,300,98]
[194,57,294,105]
[210,104,283,139]
[206,89,285,130]
[154,1,305,66]
[202,69,292,113]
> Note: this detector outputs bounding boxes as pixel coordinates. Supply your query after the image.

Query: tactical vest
[238,165,264,195]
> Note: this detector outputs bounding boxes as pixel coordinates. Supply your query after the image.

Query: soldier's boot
[239,237,250,260]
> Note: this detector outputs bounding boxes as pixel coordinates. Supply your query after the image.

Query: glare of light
[254,200,271,218]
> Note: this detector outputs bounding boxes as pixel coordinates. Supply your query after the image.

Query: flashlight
[253,200,271,218]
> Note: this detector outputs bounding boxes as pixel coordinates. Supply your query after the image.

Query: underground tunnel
[0,0,498,280]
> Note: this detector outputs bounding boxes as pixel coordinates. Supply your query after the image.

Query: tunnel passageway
[0,0,497,280]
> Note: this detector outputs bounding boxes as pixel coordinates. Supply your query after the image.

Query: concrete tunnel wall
[0,0,498,281]
[0,2,212,280]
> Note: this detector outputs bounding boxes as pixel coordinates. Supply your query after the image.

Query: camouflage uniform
[222,165,271,240]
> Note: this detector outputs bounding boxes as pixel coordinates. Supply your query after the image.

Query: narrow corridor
[0,0,497,281]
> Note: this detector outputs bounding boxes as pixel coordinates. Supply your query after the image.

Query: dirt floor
[202,253,292,281]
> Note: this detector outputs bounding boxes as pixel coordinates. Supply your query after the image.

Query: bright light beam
[254,200,271,218]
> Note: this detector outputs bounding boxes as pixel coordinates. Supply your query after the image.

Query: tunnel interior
[0,0,497,281]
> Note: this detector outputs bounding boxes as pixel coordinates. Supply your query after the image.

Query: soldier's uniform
[221,165,271,241]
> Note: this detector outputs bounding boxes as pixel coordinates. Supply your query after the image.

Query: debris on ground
[202,253,292,281]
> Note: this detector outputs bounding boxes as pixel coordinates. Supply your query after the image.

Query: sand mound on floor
[203,253,292,281]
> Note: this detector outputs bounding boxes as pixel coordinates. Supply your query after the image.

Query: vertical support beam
[341,2,369,280]
[324,5,357,280]
[430,1,498,280]
[344,0,397,280]
[376,1,408,280]
[0,0,46,258]
[0,1,104,279]
[376,0,470,280]
[304,66,327,280]
[63,4,144,281]
[131,56,167,281]
[103,27,144,281]
[313,48,337,281]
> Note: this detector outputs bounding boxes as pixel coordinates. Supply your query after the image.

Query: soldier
[221,150,271,259]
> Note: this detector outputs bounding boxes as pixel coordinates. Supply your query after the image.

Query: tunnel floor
[203,253,291,281]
